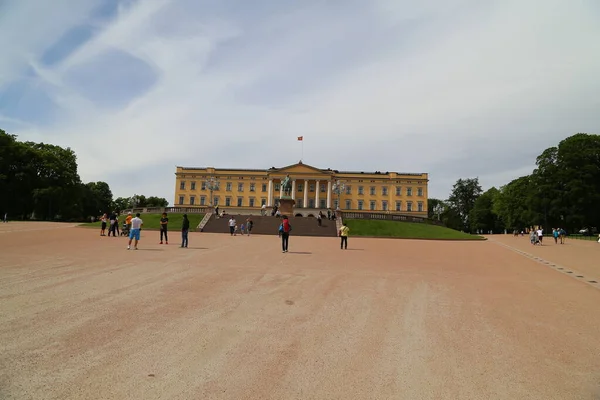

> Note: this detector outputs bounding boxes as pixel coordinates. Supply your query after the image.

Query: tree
[427,198,446,220]
[469,187,504,233]
[493,176,536,230]
[145,196,169,207]
[447,178,483,231]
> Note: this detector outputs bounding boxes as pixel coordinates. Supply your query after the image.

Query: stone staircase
[200,215,337,237]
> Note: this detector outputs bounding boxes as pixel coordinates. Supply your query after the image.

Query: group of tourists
[225,214,350,252]
[528,227,567,245]
[100,210,351,252]
[100,212,191,249]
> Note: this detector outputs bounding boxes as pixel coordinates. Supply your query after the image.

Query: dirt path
[1,225,599,399]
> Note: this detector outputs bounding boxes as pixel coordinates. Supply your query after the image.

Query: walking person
[536,227,544,245]
[113,215,120,236]
[125,212,133,233]
[228,217,236,236]
[100,213,107,236]
[246,218,253,236]
[108,211,117,237]
[3,212,7,223]
[278,215,292,253]
[317,211,323,226]
[339,221,350,249]
[552,228,559,244]
[159,212,169,244]
[127,213,143,250]
[181,214,189,248]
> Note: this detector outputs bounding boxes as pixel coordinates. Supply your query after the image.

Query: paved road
[1,224,599,399]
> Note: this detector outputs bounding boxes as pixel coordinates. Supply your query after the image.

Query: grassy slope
[81,213,204,231]
[345,219,484,240]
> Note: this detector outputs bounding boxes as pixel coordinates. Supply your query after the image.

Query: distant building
[174,162,428,216]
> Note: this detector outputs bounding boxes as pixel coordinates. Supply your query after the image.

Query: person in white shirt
[228,217,236,236]
[536,227,543,245]
[128,213,144,250]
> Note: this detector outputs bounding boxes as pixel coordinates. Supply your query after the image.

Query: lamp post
[205,176,219,206]
[433,204,443,221]
[332,179,345,210]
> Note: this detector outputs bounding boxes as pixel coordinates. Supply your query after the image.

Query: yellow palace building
[174,162,428,217]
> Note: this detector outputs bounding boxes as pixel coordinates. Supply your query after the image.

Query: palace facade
[174,162,428,216]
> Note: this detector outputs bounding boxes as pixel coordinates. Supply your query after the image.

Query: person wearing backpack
[278,215,292,253]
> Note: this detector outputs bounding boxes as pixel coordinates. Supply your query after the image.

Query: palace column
[279,180,283,200]
[326,180,332,208]
[315,180,320,208]
[291,179,296,200]
[267,179,273,207]
[303,180,309,208]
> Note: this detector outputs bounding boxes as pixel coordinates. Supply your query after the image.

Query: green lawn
[80,213,204,231]
[344,220,484,240]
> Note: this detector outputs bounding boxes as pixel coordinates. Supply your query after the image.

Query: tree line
[429,133,600,234]
[0,129,168,221]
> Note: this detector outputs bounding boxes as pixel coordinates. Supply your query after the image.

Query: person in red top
[278,215,292,253]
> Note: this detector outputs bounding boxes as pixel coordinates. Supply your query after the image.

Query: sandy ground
[1,222,599,400]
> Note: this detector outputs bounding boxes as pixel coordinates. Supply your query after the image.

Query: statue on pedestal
[281,174,292,198]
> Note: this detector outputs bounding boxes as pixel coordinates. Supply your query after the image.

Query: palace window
[320,199,326,209]
[179,196,184,205]
[190,197,195,205]
[249,198,255,207]
[238,183,244,192]
[358,186,364,195]
[370,200,376,210]
[320,184,326,193]
[309,184,315,192]
[370,186,376,195]
[297,199,303,208]
[298,184,303,192]
[261,198,267,206]
[334,199,339,209]
[382,200,388,211]
[309,199,315,208]
[261,183,267,192]
[225,197,231,207]
[407,202,413,212]
[418,202,424,212]
[200,196,206,206]
[417,188,423,196]
[226,182,232,191]
[345,186,351,195]
[201,182,206,191]
[358,200,364,210]
[180,181,186,190]
[395,186,401,196]
[407,187,413,196]
[275,183,281,191]
[250,183,255,192]
[345,199,351,210]
[190,182,196,190]
[237,197,243,207]
[395,201,401,211]
[382,186,388,196]
[213,197,219,206]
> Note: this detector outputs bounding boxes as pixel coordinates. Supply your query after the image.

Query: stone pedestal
[278,198,296,216]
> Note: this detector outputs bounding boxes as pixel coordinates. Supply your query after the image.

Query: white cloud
[2,0,599,202]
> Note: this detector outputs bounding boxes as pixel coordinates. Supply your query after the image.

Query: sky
[1,0,599,203]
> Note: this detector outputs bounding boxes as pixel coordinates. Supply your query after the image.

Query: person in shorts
[127,213,143,250]
[100,214,107,236]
